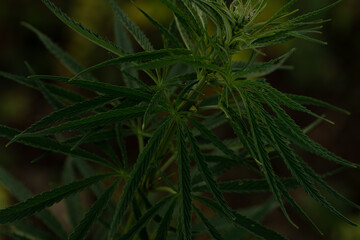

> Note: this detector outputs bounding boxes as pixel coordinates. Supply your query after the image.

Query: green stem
[178,69,208,112]
[123,210,135,233]
[131,120,144,153]
[198,105,220,111]
[160,153,177,172]
[154,186,177,194]
[143,70,210,193]
[138,136,144,153]
[155,71,208,161]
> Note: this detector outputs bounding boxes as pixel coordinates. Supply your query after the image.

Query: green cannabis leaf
[0,0,357,239]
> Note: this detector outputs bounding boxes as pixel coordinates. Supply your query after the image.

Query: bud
[230,0,255,29]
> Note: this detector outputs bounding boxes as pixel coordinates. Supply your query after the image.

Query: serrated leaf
[0,173,114,224]
[97,141,122,168]
[192,112,227,136]
[193,205,224,240]
[220,104,258,159]
[297,157,360,210]
[69,48,190,81]
[188,117,250,169]
[154,198,176,240]
[192,178,299,194]
[191,155,248,186]
[142,89,165,130]
[192,0,232,43]
[191,0,229,40]
[24,61,65,111]
[288,31,327,45]
[114,15,139,88]
[223,199,278,239]
[290,0,343,23]
[251,35,294,48]
[242,80,333,124]
[131,197,150,240]
[18,106,147,137]
[167,72,197,86]
[177,121,193,240]
[259,107,356,226]
[128,55,185,70]
[166,65,196,82]
[0,125,117,170]
[69,180,120,240]
[121,70,151,91]
[195,196,287,240]
[108,119,171,240]
[0,167,68,240]
[160,0,197,41]
[184,123,236,221]
[137,189,177,233]
[261,0,297,25]
[178,1,205,35]
[134,4,182,48]
[64,129,120,145]
[114,12,134,55]
[129,55,224,73]
[0,71,84,103]
[174,80,198,107]
[9,95,117,146]
[277,180,323,234]
[108,0,153,51]
[117,196,174,240]
[62,158,84,228]
[115,123,129,168]
[261,92,358,168]
[233,49,295,79]
[35,76,65,111]
[22,22,97,82]
[74,159,105,197]
[239,90,297,227]
[175,15,193,49]
[286,93,350,115]
[32,75,152,101]
[41,0,124,56]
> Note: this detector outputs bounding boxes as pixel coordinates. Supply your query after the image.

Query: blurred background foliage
[0,0,359,239]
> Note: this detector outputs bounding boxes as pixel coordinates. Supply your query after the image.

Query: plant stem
[154,70,208,160]
[137,120,144,153]
[147,69,210,192]
[160,153,177,172]
[154,186,177,194]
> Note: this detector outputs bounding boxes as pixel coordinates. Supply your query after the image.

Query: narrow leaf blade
[41,0,124,56]
[108,119,171,239]
[177,121,192,240]
[69,180,120,240]
[109,0,154,51]
[0,173,114,224]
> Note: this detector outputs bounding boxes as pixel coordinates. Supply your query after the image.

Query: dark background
[0,0,359,239]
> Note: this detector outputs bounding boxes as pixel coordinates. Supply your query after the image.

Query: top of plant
[0,0,357,239]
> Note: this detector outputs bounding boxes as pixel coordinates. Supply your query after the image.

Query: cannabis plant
[0,0,357,239]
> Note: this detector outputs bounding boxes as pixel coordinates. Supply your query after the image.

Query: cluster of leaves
[0,0,357,239]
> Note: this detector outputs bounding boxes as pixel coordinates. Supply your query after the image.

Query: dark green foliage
[176,122,192,240]
[0,0,357,239]
[108,119,171,239]
[0,174,114,223]
[155,198,177,240]
[69,180,120,240]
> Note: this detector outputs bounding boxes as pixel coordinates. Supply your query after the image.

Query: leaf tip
[20,21,30,28]
[5,136,18,148]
